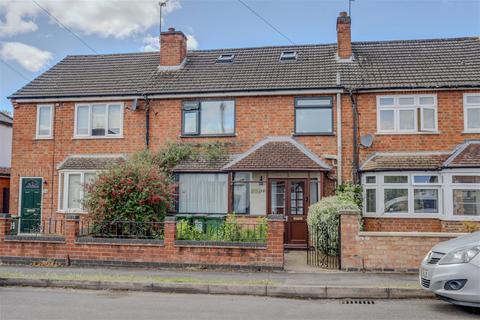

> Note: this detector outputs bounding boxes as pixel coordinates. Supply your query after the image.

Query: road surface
[0,287,478,320]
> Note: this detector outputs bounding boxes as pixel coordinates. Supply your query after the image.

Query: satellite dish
[360,134,374,148]
[131,98,138,111]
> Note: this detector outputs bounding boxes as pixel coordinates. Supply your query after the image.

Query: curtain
[179,174,228,214]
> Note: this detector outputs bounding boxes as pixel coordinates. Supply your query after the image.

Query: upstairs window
[464,94,480,132]
[75,103,123,138]
[182,100,235,136]
[36,105,53,138]
[377,95,437,133]
[295,97,333,134]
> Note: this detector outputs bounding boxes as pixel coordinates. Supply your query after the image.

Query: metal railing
[307,221,340,269]
[78,220,165,240]
[8,217,65,236]
[175,220,267,243]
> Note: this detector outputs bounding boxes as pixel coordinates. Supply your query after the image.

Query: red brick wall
[364,217,480,233]
[0,216,284,269]
[10,95,338,220]
[340,212,465,271]
[0,177,9,213]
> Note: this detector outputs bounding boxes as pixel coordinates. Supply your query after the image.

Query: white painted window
[74,103,123,138]
[58,171,97,212]
[36,105,53,138]
[377,95,437,133]
[464,94,480,132]
[447,173,480,217]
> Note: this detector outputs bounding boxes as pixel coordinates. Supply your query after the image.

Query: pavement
[1,287,479,320]
[0,264,429,299]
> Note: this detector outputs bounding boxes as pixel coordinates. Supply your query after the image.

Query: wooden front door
[269,179,308,247]
[20,178,42,233]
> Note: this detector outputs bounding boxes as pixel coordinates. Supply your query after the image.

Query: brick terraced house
[7,12,480,248]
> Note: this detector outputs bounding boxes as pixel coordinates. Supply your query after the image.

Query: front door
[20,178,42,233]
[269,179,308,247]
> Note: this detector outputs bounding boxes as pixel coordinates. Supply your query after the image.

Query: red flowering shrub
[84,152,175,226]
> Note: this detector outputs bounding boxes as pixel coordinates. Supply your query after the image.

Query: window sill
[180,134,237,138]
[375,131,440,136]
[72,136,124,140]
[57,210,88,214]
[34,136,53,140]
[293,132,335,137]
[462,131,480,134]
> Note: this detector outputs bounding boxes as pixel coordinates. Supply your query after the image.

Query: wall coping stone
[175,240,267,249]
[0,213,11,219]
[165,216,176,222]
[65,214,80,221]
[4,235,65,243]
[76,237,164,246]
[339,210,361,216]
[358,231,468,238]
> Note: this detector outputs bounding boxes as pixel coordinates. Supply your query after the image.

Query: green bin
[205,215,226,237]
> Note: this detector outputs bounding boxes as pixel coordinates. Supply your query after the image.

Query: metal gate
[307,220,340,269]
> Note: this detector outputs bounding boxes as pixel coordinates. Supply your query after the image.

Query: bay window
[178,173,228,214]
[464,94,480,132]
[450,174,480,217]
[75,103,123,138]
[59,171,97,212]
[182,100,235,136]
[377,95,437,133]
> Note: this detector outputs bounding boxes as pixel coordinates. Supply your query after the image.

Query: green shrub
[335,183,362,208]
[84,153,175,237]
[176,214,267,243]
[307,196,359,255]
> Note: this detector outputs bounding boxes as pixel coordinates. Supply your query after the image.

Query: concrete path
[1,287,479,320]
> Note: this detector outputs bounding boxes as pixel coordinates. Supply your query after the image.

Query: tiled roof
[173,155,238,172]
[9,37,480,99]
[444,141,480,168]
[360,153,450,172]
[58,155,125,170]
[0,112,13,126]
[223,137,330,171]
[0,167,11,177]
[361,140,480,172]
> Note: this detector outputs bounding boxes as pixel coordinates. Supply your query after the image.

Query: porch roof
[223,137,331,171]
[361,140,480,172]
[57,154,125,171]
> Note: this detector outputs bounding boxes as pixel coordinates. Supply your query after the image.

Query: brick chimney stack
[160,27,187,67]
[336,11,352,60]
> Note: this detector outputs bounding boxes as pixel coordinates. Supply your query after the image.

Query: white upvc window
[377,95,437,134]
[362,172,442,217]
[58,171,97,212]
[36,104,54,138]
[464,94,480,132]
[178,173,228,214]
[74,103,123,138]
[444,172,480,219]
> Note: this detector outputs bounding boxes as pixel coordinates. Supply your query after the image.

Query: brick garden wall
[0,215,284,270]
[340,211,467,271]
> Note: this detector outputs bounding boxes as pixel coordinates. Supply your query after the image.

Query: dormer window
[280,51,297,61]
[216,54,235,63]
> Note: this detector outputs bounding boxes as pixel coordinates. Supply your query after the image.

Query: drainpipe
[336,92,342,186]
[144,95,150,149]
[349,89,360,184]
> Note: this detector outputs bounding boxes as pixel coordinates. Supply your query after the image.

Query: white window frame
[362,171,442,218]
[36,104,54,139]
[443,170,480,221]
[376,95,438,134]
[58,170,97,213]
[74,103,124,139]
[463,93,480,133]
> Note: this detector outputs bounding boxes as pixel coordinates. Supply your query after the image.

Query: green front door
[20,178,42,233]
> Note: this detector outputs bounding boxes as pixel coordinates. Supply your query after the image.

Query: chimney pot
[336,11,352,60]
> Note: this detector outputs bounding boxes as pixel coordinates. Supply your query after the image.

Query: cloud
[0,0,181,38]
[0,42,52,72]
[0,0,40,37]
[141,33,199,51]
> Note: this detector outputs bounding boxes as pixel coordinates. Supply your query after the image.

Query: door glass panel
[290,181,304,215]
[270,181,285,215]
